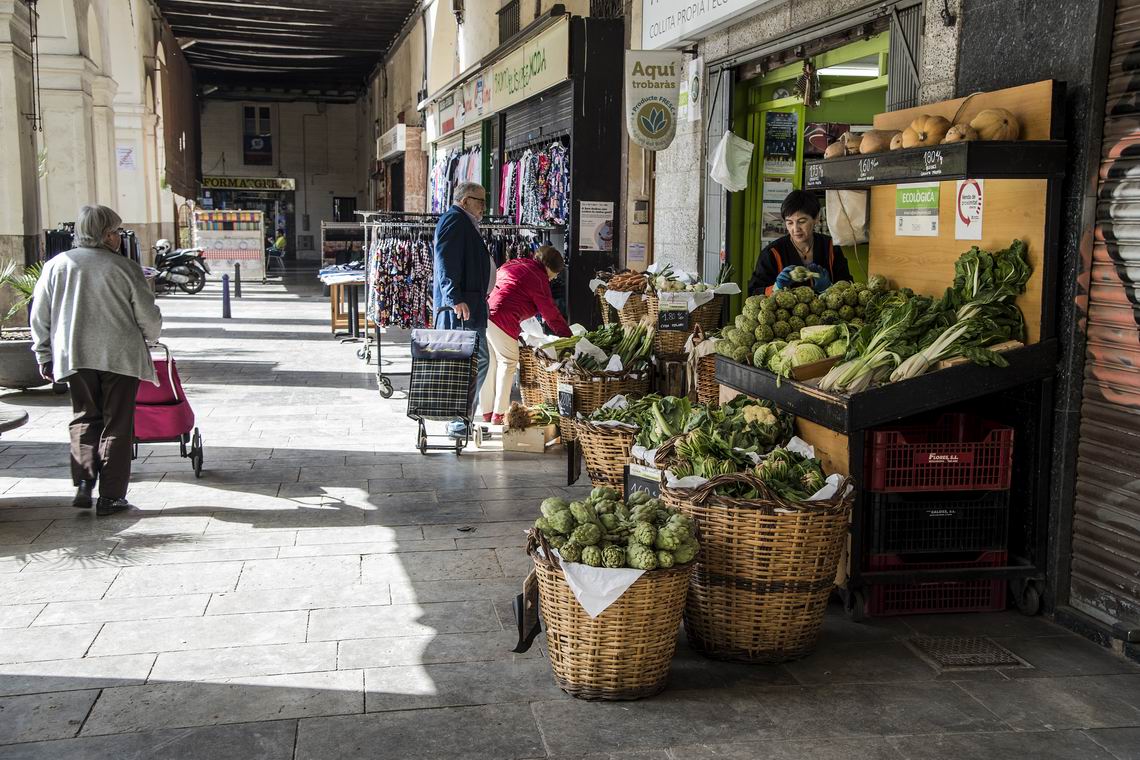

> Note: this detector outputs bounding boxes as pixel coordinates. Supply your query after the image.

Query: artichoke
[844,288,859,306]
[656,550,676,569]
[540,498,570,519]
[755,324,775,343]
[774,291,796,309]
[632,521,657,546]
[824,291,845,311]
[793,286,815,304]
[631,503,658,523]
[776,308,792,323]
[581,545,604,567]
[627,543,659,570]
[838,305,855,321]
[654,525,687,551]
[627,491,651,506]
[759,296,776,313]
[809,299,826,315]
[735,314,759,334]
[867,273,889,292]
[591,486,620,502]
[760,309,776,326]
[534,517,553,534]
[805,314,822,327]
[773,321,790,339]
[667,513,695,536]
[570,522,602,547]
[615,504,631,522]
[787,316,806,333]
[821,309,840,324]
[570,501,598,526]
[672,539,699,565]
[548,510,575,535]
[792,303,810,319]
[559,541,582,563]
[547,534,568,550]
[599,513,619,532]
[602,545,626,568]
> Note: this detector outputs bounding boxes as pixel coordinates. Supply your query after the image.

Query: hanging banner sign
[625,50,684,152]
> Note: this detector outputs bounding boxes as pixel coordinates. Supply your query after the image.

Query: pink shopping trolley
[133,343,203,477]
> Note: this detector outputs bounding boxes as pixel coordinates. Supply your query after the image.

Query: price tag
[657,292,690,331]
[557,383,574,417]
[624,463,662,499]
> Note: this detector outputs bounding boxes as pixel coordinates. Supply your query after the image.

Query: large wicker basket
[661,473,852,663]
[575,420,637,495]
[616,293,650,329]
[648,293,723,357]
[557,366,651,442]
[596,287,614,326]
[528,530,691,700]
[517,344,547,408]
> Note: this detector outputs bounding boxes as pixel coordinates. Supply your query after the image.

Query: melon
[858,129,900,154]
[901,115,952,148]
[969,108,1021,141]
[942,123,979,143]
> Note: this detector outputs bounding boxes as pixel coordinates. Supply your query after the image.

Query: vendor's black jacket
[747,233,852,295]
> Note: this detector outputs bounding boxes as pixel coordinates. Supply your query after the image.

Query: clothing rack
[356,210,558,399]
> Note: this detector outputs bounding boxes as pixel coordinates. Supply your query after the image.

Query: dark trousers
[68,370,139,500]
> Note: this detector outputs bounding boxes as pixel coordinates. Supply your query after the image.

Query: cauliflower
[742,404,777,427]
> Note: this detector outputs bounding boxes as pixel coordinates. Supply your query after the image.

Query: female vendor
[747,190,852,295]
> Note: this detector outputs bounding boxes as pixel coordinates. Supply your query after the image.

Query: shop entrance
[727,31,890,304]
[202,189,295,260]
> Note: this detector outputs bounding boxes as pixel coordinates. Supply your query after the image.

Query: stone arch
[85,3,104,71]
[107,0,146,101]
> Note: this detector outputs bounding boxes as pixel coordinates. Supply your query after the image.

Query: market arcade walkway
[1,278,1138,759]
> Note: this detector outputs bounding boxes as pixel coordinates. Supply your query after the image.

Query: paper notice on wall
[955,179,984,240]
[627,242,646,264]
[580,201,615,251]
[762,111,798,176]
[116,145,137,171]
[761,179,793,248]
[895,182,940,237]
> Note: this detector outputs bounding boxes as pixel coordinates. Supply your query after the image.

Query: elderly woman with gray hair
[30,205,162,515]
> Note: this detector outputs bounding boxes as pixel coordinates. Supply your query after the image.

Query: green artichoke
[559,542,582,563]
[602,545,626,568]
[774,291,796,309]
[570,522,602,547]
[547,534,568,550]
[570,501,598,526]
[673,539,699,564]
[735,314,758,334]
[534,517,552,534]
[627,491,651,506]
[540,498,570,519]
[773,321,790,339]
[838,305,855,321]
[759,296,777,313]
[581,545,603,567]
[627,543,659,570]
[755,324,775,343]
[793,286,815,304]
[656,550,675,569]
[654,525,687,551]
[805,314,822,327]
[632,521,657,546]
[809,299,826,315]
[776,308,792,323]
[615,504,631,522]
[599,513,619,532]
[547,510,575,535]
[591,486,620,502]
[792,303,810,319]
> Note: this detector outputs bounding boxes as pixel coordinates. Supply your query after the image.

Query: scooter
[153,239,210,294]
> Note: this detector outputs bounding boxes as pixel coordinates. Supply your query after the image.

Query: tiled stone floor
[0,275,1138,759]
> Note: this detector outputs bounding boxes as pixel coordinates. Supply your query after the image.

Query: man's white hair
[454,182,485,203]
[75,205,123,248]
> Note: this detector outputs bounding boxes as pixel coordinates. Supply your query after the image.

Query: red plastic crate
[866,550,1007,616]
[866,413,1014,492]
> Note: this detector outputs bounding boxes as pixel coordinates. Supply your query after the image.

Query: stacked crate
[864,413,1015,616]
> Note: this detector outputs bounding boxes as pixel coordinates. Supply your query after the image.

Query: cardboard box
[502,424,558,453]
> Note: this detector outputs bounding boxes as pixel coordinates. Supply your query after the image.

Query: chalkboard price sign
[624,463,662,499]
[657,293,690,331]
[557,383,574,417]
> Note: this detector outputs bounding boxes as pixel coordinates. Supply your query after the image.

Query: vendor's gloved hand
[806,262,832,293]
[773,265,798,291]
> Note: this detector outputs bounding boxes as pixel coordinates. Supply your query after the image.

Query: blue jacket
[432,205,491,330]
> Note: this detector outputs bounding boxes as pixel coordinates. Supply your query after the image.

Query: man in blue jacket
[433,181,494,438]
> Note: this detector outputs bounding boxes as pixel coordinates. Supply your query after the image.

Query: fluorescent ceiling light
[818,65,879,77]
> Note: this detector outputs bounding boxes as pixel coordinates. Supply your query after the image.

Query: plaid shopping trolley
[407,322,479,454]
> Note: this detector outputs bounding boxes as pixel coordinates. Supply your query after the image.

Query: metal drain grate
[909,637,1024,668]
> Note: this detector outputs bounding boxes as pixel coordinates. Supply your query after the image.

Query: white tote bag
[825,189,869,246]
[708,131,755,192]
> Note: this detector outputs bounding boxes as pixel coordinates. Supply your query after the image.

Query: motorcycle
[153,239,209,295]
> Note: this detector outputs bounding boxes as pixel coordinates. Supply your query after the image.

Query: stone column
[0,0,39,324]
[403,126,427,212]
[91,73,119,207]
[37,53,98,227]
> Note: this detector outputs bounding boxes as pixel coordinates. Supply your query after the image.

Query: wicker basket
[596,287,614,326]
[648,293,724,357]
[557,366,651,442]
[576,420,637,495]
[689,325,720,407]
[661,473,852,664]
[616,293,650,329]
[517,345,547,408]
[528,530,691,700]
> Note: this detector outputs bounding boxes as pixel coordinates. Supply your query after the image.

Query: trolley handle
[146,341,178,401]
[436,305,469,329]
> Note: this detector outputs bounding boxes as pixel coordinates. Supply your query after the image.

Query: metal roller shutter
[1071,0,1140,633]
[503,82,573,153]
[886,2,922,112]
[463,123,482,149]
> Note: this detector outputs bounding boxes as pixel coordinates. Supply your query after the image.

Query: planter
[0,332,47,389]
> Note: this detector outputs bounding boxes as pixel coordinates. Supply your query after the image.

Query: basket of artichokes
[528,488,700,700]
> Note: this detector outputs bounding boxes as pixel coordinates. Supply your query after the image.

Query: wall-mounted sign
[955,179,984,240]
[895,182,940,237]
[625,50,684,152]
[116,145,137,171]
[491,18,570,112]
[580,201,615,251]
[643,0,783,50]
[378,124,407,161]
[202,176,297,191]
[243,134,273,166]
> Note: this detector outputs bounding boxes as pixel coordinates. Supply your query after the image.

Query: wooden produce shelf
[804,140,1067,190]
[715,339,1058,435]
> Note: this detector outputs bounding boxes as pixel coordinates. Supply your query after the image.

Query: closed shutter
[503,82,573,153]
[435,132,463,158]
[885,2,922,111]
[462,123,482,149]
[1071,0,1140,632]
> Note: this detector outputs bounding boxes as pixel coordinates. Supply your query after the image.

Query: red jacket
[488,257,572,339]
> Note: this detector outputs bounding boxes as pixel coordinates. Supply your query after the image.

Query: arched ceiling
[153,0,421,100]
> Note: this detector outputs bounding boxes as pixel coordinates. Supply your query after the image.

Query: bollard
[234,263,242,298]
[222,274,232,319]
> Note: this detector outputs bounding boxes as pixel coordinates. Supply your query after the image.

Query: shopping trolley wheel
[190,428,204,478]
[378,376,394,399]
[417,422,428,455]
[455,440,464,455]
[844,588,867,623]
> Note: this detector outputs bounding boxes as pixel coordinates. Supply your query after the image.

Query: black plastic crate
[867,551,1008,616]
[869,490,1010,554]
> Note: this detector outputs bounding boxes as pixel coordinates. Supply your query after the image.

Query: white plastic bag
[825,189,869,246]
[708,131,755,192]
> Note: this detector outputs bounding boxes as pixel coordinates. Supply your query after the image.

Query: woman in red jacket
[481,245,572,424]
